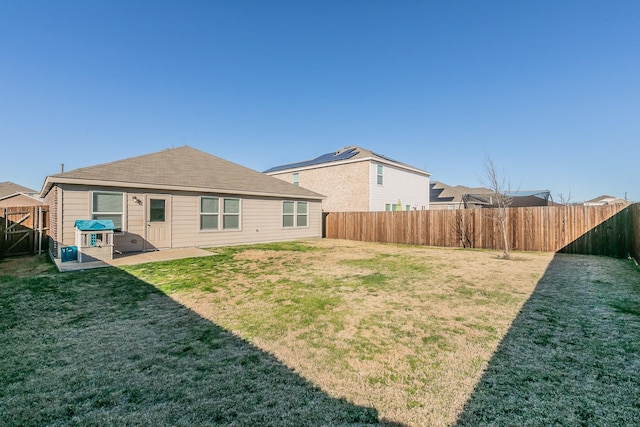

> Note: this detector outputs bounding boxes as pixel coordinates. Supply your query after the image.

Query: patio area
[53,247,215,272]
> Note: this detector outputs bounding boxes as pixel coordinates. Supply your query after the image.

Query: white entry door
[145,195,171,249]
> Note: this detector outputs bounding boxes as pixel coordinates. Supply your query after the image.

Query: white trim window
[377,164,383,185]
[292,173,300,186]
[283,201,308,228]
[200,197,241,231]
[222,198,241,230]
[92,191,124,232]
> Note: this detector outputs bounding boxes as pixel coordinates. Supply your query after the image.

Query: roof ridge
[41,146,324,200]
[264,145,429,175]
[54,145,193,177]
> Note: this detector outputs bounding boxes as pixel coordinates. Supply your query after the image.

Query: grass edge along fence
[325,204,639,259]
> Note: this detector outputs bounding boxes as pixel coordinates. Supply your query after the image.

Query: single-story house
[0,181,44,208]
[430,181,554,209]
[463,190,554,208]
[583,195,631,207]
[264,146,431,212]
[429,181,492,210]
[40,146,324,259]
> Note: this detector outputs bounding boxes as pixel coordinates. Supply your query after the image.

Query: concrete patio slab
[53,247,216,272]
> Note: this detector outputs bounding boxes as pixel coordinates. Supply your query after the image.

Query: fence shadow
[558,205,634,258]
[0,262,396,426]
[454,253,640,426]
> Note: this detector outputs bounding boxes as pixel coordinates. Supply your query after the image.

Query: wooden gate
[0,206,49,257]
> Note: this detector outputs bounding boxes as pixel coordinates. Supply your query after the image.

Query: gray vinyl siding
[59,185,92,250]
[52,185,322,253]
[120,192,145,252]
[369,162,430,211]
[171,194,322,248]
[44,186,59,256]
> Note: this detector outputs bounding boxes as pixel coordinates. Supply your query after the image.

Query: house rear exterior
[40,146,324,258]
[264,146,430,212]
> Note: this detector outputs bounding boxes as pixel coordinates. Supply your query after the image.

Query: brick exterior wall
[270,161,371,212]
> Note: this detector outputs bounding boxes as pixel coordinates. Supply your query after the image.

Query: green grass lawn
[1,240,639,426]
[0,253,380,427]
[456,254,640,426]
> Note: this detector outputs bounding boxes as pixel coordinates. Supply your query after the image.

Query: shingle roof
[264,145,430,175]
[41,146,323,199]
[584,195,629,205]
[431,181,553,207]
[0,181,38,199]
[430,181,492,204]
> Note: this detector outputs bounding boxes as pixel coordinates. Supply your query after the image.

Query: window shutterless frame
[200,197,219,230]
[283,201,308,228]
[199,196,241,231]
[91,191,124,232]
[222,198,241,230]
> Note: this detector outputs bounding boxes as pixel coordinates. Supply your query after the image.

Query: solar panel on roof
[264,147,359,173]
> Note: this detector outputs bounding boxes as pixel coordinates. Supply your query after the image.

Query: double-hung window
[200,197,219,230]
[292,173,300,186]
[200,197,241,231]
[377,164,383,185]
[223,198,240,229]
[283,201,308,228]
[92,191,123,232]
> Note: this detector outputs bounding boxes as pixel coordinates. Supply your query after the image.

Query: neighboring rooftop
[430,181,553,208]
[264,145,430,175]
[41,146,323,200]
[0,181,38,199]
[583,195,631,206]
[430,181,492,206]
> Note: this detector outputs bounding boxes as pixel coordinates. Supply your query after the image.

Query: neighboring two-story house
[264,146,430,212]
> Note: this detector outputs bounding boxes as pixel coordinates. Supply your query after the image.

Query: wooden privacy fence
[325,204,635,256]
[1,206,49,257]
[630,203,640,262]
[558,204,635,258]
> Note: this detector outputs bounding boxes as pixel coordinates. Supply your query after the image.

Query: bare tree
[452,210,471,248]
[482,155,512,259]
[556,191,572,205]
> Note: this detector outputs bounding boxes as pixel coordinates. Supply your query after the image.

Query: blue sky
[2,0,638,202]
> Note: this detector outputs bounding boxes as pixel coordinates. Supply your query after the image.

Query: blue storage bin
[61,246,78,262]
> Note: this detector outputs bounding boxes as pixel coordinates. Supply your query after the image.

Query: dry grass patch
[126,239,554,426]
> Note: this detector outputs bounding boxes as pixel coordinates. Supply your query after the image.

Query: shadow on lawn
[455,253,640,426]
[0,263,400,426]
